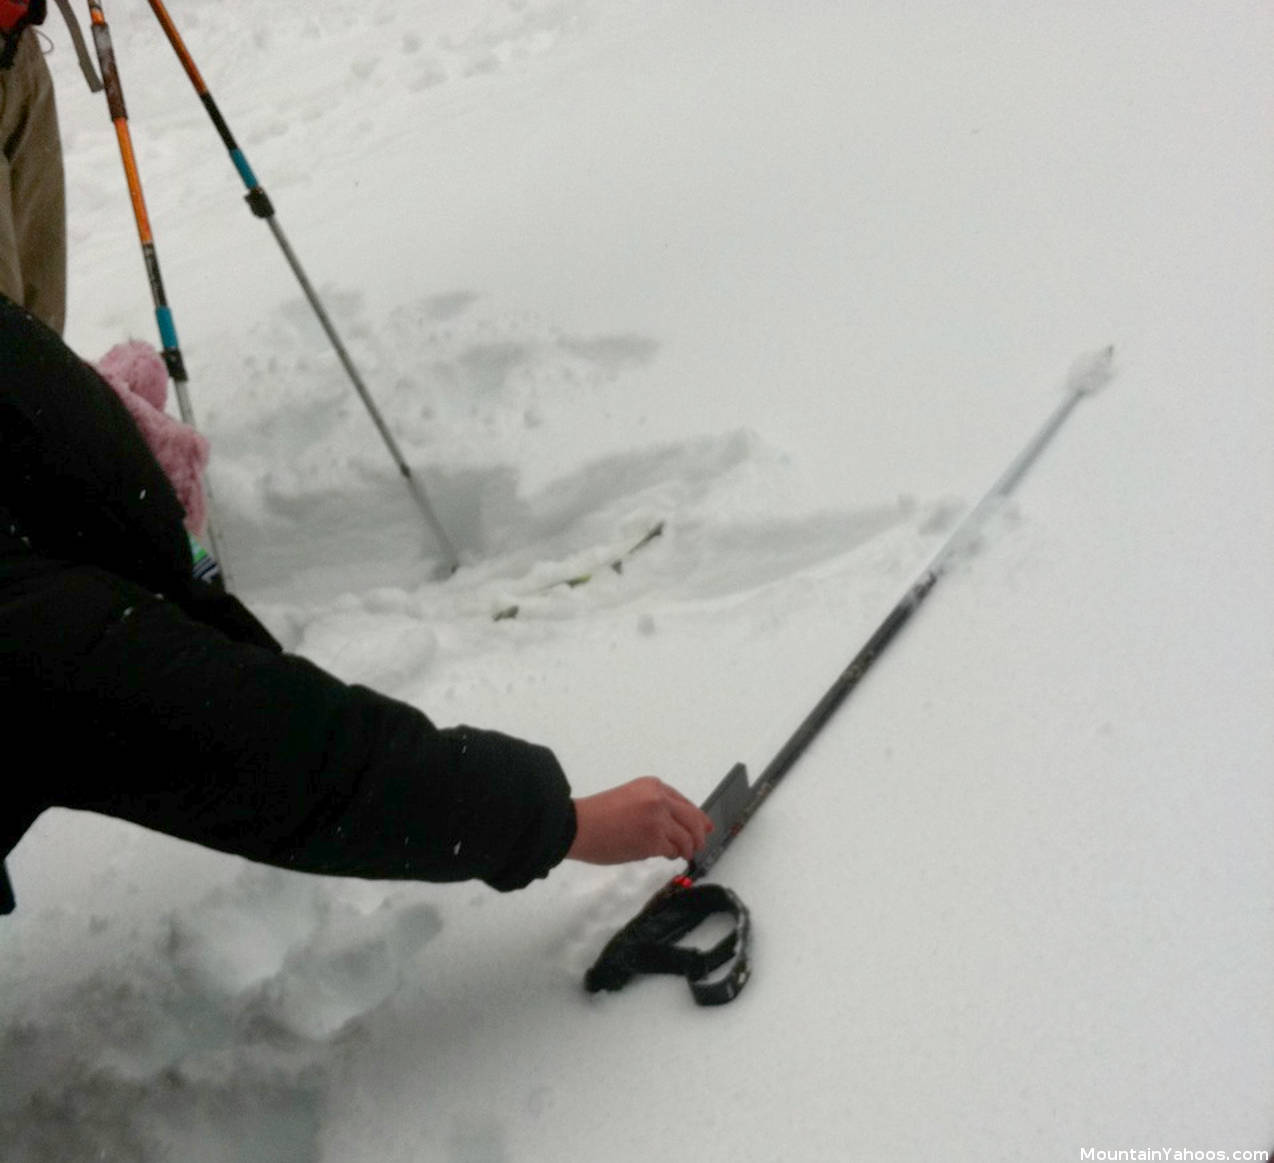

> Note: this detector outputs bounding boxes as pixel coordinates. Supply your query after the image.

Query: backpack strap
[49,0,101,90]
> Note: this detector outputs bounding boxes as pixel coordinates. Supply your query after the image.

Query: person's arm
[1,300,714,895]
[4,549,708,892]
[1,544,570,889]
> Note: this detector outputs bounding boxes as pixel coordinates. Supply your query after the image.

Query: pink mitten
[95,341,210,537]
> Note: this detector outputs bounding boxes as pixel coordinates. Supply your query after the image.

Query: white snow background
[3,1,1272,1159]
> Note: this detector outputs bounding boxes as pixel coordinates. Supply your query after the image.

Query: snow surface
[4,1,1272,1159]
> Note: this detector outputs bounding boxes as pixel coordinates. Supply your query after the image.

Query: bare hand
[567,777,713,865]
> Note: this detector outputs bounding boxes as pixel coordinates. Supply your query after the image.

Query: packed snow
[3,2,1272,1159]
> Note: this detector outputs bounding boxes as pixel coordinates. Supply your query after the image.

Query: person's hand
[567,777,713,864]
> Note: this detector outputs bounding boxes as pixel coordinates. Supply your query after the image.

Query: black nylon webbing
[584,883,751,1007]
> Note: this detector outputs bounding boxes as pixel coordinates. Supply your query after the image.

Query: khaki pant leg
[0,30,66,334]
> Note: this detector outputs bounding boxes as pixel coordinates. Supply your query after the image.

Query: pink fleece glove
[95,340,209,538]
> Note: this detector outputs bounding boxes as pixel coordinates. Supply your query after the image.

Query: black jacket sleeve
[2,547,576,893]
[1,295,576,901]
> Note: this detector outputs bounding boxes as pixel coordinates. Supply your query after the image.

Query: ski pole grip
[584,764,755,1005]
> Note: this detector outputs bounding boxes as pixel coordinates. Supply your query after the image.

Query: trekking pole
[85,0,232,585]
[584,346,1117,1007]
[143,0,460,574]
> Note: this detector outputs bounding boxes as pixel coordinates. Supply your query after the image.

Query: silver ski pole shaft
[700,344,1118,878]
[265,219,461,572]
[585,345,1116,1005]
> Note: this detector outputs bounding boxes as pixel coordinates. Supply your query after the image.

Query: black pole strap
[584,883,751,1007]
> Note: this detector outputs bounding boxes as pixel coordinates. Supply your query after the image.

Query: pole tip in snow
[1065,344,1116,396]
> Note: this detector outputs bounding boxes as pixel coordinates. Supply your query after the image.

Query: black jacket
[0,294,575,912]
